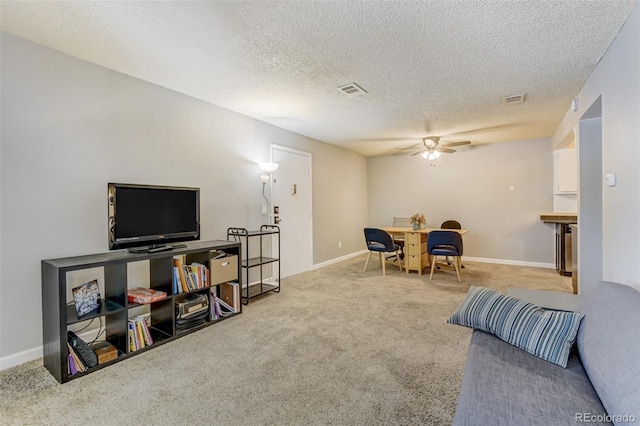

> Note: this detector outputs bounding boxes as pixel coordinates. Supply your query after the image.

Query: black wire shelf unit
[227,225,280,304]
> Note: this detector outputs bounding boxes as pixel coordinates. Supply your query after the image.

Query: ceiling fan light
[421,151,430,159]
[433,150,442,159]
[425,152,437,160]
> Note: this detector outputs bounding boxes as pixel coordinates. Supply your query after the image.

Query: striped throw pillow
[448,286,584,367]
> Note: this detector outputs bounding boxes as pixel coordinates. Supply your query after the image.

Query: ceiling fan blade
[411,150,425,156]
[440,141,471,148]
[439,147,456,153]
[394,145,422,151]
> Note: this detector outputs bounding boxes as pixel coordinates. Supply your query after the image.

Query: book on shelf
[173,257,190,293]
[220,281,240,312]
[129,320,140,351]
[173,267,180,294]
[189,265,200,288]
[183,264,201,291]
[209,290,221,320]
[128,322,135,352]
[135,320,145,348]
[68,353,77,375]
[128,287,167,304]
[140,317,153,346]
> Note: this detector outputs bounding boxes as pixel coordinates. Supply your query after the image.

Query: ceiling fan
[401,136,471,159]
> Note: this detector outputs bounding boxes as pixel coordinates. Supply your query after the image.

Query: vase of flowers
[410,213,426,230]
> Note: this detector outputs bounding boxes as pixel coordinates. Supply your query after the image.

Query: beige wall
[0,34,368,361]
[551,3,639,292]
[367,138,554,264]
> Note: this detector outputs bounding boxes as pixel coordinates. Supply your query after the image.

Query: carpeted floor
[0,256,571,425]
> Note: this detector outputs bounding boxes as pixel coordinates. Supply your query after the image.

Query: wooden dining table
[381,227,469,275]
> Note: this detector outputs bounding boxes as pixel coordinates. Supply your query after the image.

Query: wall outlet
[338,241,342,249]
[262,205,268,215]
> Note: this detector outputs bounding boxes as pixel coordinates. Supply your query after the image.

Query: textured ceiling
[1,1,637,156]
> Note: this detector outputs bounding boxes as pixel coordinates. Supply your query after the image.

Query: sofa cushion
[577,281,640,425]
[453,330,611,426]
[448,286,584,367]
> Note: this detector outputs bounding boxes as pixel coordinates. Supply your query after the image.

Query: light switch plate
[604,173,616,187]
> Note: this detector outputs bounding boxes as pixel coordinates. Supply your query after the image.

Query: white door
[271,145,312,278]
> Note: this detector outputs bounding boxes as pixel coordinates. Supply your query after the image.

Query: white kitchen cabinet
[553,148,577,194]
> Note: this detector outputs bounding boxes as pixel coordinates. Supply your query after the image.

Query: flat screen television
[108,183,200,251]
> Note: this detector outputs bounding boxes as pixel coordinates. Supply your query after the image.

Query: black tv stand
[41,240,241,383]
[127,243,188,254]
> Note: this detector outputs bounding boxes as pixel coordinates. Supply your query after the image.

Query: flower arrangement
[410,213,426,228]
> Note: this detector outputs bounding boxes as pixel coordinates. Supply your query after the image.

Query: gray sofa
[453,281,640,426]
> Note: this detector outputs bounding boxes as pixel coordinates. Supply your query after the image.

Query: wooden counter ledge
[539,213,577,224]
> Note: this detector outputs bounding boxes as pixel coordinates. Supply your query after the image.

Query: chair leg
[381,252,386,275]
[454,256,462,282]
[430,255,438,280]
[396,250,403,272]
[364,251,372,272]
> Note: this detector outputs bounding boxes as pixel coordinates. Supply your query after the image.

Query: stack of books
[128,315,154,352]
[173,257,209,293]
[67,343,87,376]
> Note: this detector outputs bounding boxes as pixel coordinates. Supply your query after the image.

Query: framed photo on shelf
[72,279,101,317]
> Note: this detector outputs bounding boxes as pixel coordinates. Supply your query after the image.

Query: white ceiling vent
[502,93,526,105]
[338,82,367,97]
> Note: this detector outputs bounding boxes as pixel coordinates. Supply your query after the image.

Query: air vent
[338,82,367,97]
[502,93,526,105]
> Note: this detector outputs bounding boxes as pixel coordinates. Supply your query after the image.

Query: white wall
[367,138,554,265]
[0,34,368,364]
[551,3,640,291]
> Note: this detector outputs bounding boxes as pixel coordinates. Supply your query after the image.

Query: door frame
[270,144,314,274]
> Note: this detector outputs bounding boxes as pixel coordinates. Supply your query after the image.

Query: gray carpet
[0,256,572,425]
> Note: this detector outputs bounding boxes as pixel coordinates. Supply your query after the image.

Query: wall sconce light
[259,162,280,173]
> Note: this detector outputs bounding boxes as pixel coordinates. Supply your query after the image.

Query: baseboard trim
[313,250,368,270]
[0,346,42,370]
[462,256,554,269]
[312,251,553,270]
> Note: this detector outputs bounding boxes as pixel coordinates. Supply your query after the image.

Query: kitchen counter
[539,212,577,224]
[540,213,576,278]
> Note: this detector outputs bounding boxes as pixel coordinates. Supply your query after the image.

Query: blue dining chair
[363,228,403,275]
[428,230,464,282]
[441,220,464,268]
